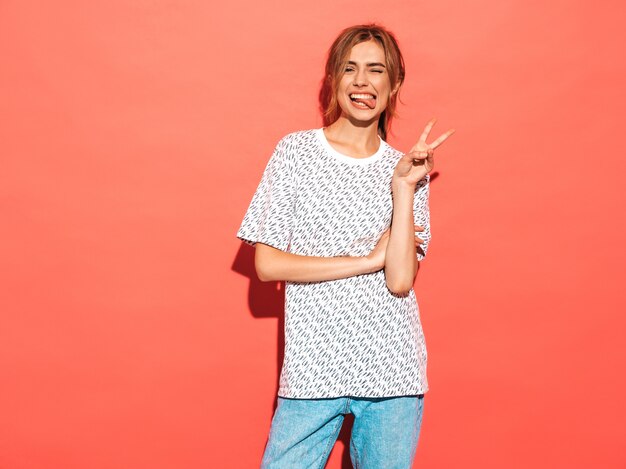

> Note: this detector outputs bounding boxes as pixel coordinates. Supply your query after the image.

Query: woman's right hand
[366,229,390,272]
[366,225,425,272]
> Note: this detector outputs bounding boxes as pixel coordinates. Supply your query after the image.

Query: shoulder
[276,128,319,149]
[380,139,404,164]
[267,129,320,171]
[382,138,403,156]
[270,129,322,168]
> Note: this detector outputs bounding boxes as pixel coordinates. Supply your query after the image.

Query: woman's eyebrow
[347,60,387,68]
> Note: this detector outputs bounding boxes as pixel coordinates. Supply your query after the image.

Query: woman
[237,24,454,469]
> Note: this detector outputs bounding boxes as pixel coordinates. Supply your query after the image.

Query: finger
[414,225,424,231]
[427,149,435,163]
[406,153,427,168]
[407,150,428,161]
[419,118,437,145]
[408,148,429,156]
[429,129,455,149]
[414,236,424,244]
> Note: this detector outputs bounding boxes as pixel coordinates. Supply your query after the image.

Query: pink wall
[1,1,625,468]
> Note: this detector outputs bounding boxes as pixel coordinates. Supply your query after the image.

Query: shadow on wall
[231,242,355,468]
[231,242,285,401]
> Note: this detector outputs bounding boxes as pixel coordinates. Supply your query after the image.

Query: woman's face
[336,40,394,124]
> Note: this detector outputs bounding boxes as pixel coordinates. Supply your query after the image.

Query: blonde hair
[319,24,406,140]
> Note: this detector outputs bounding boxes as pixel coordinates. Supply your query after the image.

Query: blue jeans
[260,395,425,469]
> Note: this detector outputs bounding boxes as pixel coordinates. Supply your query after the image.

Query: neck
[324,116,381,158]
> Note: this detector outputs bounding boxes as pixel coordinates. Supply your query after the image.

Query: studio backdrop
[1,1,625,468]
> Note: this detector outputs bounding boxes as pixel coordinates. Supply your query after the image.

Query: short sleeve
[414,175,431,261]
[236,136,295,252]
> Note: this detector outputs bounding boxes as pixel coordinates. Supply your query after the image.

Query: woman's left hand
[393,118,455,187]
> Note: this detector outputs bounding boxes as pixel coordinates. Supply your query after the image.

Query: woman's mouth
[349,93,376,109]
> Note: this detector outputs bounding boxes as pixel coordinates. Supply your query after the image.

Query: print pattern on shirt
[237,129,431,398]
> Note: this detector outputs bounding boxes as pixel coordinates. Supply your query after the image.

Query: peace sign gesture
[393,118,455,187]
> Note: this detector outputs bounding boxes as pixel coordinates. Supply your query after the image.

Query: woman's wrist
[363,252,383,274]
[391,178,417,195]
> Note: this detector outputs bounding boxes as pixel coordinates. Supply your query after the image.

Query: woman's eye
[345,67,355,72]
[371,69,384,73]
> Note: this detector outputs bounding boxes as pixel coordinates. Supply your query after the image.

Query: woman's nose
[353,69,368,86]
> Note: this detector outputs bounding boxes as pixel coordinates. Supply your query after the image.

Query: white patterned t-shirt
[237,128,430,398]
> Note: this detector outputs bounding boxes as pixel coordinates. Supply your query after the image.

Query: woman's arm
[255,226,424,283]
[255,229,390,282]
[385,119,455,294]
[255,243,380,283]
[384,181,419,295]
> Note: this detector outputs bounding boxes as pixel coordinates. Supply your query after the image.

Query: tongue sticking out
[354,97,376,109]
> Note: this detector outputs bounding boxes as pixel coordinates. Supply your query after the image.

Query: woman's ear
[391,83,401,96]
